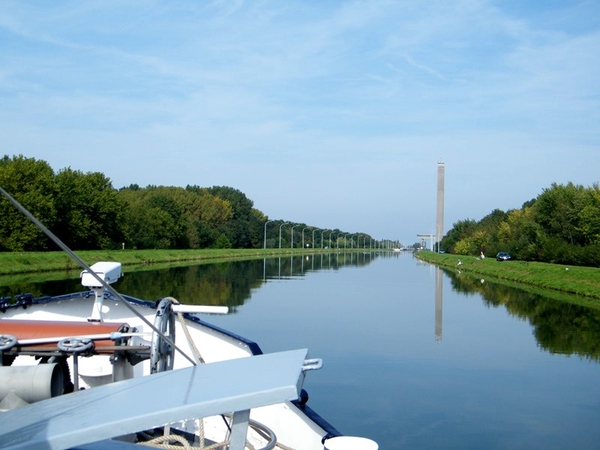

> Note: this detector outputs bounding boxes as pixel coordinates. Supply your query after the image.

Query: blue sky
[1,1,599,245]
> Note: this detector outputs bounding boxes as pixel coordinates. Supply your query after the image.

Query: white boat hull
[0,292,341,449]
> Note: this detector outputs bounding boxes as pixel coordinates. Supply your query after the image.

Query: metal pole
[263,220,273,249]
[302,227,309,249]
[291,225,299,248]
[279,222,288,249]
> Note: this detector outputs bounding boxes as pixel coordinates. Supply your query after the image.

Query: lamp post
[263,220,273,249]
[329,231,335,249]
[312,228,320,249]
[302,227,310,249]
[291,225,299,248]
[279,222,289,249]
[321,230,326,249]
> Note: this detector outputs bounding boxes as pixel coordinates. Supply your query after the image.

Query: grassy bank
[415,251,600,301]
[0,247,364,276]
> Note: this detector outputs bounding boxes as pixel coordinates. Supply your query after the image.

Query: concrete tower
[436,161,445,250]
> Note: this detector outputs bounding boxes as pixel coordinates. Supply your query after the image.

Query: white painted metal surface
[0,294,334,448]
[172,304,229,314]
[80,262,122,287]
[0,349,308,450]
[324,436,379,449]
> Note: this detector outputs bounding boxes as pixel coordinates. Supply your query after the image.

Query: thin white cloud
[0,0,598,239]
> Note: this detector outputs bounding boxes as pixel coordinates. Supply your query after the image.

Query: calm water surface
[4,252,600,449]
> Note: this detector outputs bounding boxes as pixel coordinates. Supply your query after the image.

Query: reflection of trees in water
[265,251,379,278]
[117,260,263,309]
[122,252,379,306]
[0,276,82,299]
[445,269,600,361]
[2,251,381,312]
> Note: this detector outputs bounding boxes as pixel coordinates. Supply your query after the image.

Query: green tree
[440,219,477,254]
[54,168,125,250]
[215,233,232,249]
[176,188,232,248]
[472,209,508,256]
[119,185,237,249]
[533,182,586,245]
[201,186,261,248]
[442,182,600,266]
[497,207,542,260]
[576,183,600,245]
[0,155,57,251]
[119,187,185,249]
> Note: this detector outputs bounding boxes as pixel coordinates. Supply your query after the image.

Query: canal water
[3,252,600,449]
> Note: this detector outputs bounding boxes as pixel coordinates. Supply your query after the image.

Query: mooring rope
[170,302,205,364]
[144,298,298,450]
[138,434,193,449]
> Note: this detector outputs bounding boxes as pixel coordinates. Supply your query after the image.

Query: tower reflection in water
[435,266,443,341]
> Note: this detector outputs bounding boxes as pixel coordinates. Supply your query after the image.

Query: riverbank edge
[414,251,600,303]
[0,247,375,276]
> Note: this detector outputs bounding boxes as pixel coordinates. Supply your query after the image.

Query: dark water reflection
[2,252,600,360]
[444,268,600,361]
[0,251,376,309]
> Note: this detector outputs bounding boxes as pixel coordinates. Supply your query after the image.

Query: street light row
[263,221,383,250]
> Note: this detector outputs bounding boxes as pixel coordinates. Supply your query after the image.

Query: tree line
[440,182,600,267]
[0,155,370,251]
